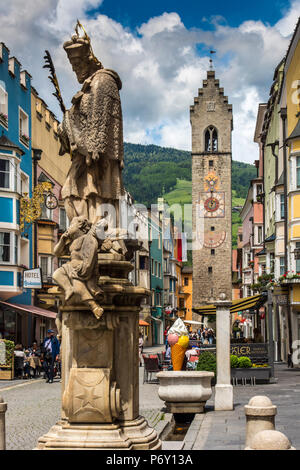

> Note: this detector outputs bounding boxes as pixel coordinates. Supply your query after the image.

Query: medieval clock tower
[191,68,233,307]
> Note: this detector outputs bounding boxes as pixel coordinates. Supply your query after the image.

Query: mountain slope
[123,142,256,207]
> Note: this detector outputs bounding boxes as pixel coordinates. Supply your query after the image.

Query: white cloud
[137,12,184,38]
[275,0,300,36]
[0,1,299,163]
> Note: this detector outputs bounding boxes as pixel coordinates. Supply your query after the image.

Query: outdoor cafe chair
[142,355,161,383]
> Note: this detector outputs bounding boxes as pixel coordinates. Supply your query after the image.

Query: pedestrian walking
[14,344,25,379]
[208,328,214,345]
[42,330,60,384]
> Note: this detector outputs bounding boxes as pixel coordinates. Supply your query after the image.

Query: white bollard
[244,395,277,448]
[0,395,7,450]
[245,430,295,450]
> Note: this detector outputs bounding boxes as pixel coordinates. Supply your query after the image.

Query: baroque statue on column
[58,22,124,225]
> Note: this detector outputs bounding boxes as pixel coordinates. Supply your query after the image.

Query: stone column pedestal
[214,300,233,411]
[37,254,161,450]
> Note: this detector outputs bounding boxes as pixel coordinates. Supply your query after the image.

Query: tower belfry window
[205,126,218,152]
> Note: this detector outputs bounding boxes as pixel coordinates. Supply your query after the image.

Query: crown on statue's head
[63,36,90,58]
[63,20,102,68]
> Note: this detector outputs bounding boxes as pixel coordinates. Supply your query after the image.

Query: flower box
[20,134,30,146]
[0,366,14,380]
[231,367,271,384]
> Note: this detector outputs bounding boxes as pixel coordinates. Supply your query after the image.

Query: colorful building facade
[0,43,33,345]
[31,87,71,343]
[279,18,300,361]
[149,210,164,344]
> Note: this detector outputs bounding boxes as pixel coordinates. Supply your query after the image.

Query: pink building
[240,177,264,298]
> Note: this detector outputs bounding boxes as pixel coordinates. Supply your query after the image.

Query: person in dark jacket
[42,330,60,383]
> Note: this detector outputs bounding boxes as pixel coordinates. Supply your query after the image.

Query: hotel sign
[23,268,42,289]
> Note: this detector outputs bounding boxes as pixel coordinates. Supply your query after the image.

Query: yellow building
[279,18,300,358]
[31,88,71,339]
[31,88,71,188]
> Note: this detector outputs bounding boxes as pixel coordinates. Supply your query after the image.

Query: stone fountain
[37,22,160,450]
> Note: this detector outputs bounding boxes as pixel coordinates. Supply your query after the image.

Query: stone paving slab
[191,364,300,450]
[1,378,61,450]
[1,362,299,450]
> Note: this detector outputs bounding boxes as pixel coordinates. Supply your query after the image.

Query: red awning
[139,320,149,326]
[0,301,57,319]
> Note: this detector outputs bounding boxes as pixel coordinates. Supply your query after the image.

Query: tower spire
[209,50,216,71]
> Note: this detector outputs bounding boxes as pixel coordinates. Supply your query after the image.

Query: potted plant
[196,351,216,385]
[0,340,15,380]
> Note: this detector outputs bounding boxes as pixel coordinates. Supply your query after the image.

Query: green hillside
[124,142,256,206]
[123,142,254,249]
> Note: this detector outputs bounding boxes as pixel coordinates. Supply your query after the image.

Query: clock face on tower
[200,192,225,218]
[204,230,226,248]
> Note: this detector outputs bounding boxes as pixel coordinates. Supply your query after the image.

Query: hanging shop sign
[23,268,42,289]
[230,343,268,358]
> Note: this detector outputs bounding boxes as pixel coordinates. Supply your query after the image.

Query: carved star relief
[76,386,101,411]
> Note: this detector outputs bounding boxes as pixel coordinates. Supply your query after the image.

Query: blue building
[0,42,33,344]
[148,211,164,345]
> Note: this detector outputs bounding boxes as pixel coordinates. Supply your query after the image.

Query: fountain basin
[157,371,214,414]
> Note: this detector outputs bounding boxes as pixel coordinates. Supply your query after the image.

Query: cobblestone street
[0,362,299,450]
[0,378,61,450]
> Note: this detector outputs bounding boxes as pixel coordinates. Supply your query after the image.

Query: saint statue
[58,23,124,225]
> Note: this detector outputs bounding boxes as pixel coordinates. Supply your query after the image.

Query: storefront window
[0,308,16,341]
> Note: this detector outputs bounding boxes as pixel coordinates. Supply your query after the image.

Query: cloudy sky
[1,0,299,163]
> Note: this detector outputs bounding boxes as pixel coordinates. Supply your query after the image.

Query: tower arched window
[205,126,218,152]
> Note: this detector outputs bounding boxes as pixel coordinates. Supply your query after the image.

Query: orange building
[181,266,193,321]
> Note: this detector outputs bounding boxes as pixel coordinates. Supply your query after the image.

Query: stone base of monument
[36,417,160,450]
[214,384,233,411]
[157,371,214,414]
[36,254,161,450]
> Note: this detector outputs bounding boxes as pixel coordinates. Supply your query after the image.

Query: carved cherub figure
[53,216,103,319]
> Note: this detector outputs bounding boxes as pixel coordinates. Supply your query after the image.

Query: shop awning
[192,294,266,315]
[184,320,205,325]
[139,320,149,326]
[0,301,57,319]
